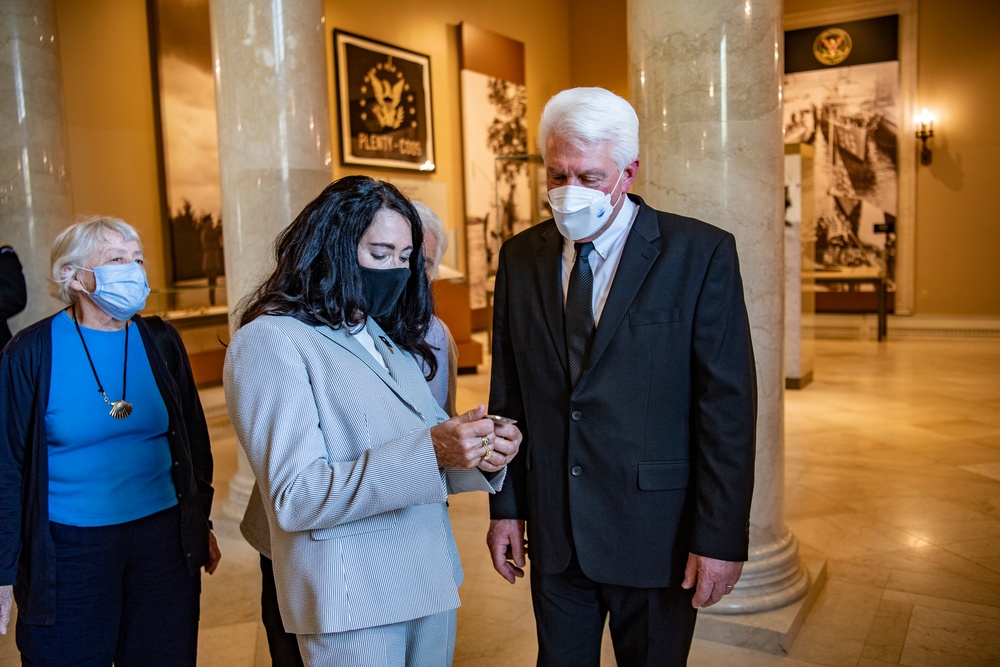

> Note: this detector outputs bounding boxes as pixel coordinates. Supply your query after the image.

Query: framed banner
[333,30,435,171]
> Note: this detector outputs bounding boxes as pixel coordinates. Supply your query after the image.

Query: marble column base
[705,531,811,614]
[695,556,827,655]
[221,447,255,524]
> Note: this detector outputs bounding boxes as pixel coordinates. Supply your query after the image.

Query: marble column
[0,0,73,332]
[629,0,811,616]
[209,0,333,522]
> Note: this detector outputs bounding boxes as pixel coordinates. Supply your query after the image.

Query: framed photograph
[333,30,435,171]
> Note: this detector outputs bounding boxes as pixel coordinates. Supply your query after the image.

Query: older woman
[411,201,459,418]
[0,216,220,666]
[225,176,521,666]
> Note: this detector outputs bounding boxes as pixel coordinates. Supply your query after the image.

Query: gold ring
[481,435,490,447]
[483,445,494,461]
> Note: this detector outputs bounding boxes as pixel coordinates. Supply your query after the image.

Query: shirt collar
[564,193,636,260]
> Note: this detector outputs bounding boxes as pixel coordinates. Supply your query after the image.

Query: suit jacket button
[571,410,582,421]
[571,466,582,476]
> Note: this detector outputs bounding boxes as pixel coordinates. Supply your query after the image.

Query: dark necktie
[565,241,595,386]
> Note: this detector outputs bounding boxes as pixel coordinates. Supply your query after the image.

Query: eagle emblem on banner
[359,57,415,131]
[813,28,852,66]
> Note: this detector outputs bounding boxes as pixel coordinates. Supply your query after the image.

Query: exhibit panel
[783,15,901,316]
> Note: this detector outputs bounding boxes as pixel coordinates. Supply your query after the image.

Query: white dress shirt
[354,326,388,370]
[561,194,638,326]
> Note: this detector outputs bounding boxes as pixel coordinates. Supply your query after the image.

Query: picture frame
[333,30,435,172]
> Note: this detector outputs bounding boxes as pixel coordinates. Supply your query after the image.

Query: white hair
[50,215,142,304]
[537,87,639,171]
[412,201,447,277]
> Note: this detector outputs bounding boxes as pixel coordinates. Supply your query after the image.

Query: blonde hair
[50,216,142,304]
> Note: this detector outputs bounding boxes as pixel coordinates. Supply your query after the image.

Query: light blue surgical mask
[75,262,150,321]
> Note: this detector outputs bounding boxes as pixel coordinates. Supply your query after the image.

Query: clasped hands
[429,404,521,474]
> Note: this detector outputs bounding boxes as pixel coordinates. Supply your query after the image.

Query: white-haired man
[486,87,757,665]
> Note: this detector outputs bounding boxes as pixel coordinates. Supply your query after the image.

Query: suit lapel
[534,224,570,379]
[314,321,424,418]
[585,199,661,377]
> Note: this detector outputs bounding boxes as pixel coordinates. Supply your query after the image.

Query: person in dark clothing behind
[0,245,27,350]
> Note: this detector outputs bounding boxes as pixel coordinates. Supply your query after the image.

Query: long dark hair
[238,175,437,378]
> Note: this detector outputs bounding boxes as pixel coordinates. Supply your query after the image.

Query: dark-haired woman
[224,176,521,666]
[0,216,219,666]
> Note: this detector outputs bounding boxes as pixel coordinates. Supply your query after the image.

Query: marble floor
[2,336,999,666]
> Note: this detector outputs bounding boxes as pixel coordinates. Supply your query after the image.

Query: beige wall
[54,0,166,289]
[50,0,1000,316]
[784,0,1000,316]
[324,0,572,275]
[567,0,629,96]
[912,0,1000,315]
[52,0,572,285]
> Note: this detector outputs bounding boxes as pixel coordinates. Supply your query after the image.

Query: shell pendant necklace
[72,304,133,419]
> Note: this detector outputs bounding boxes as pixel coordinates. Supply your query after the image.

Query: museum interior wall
[46,0,1000,321]
[910,0,1000,316]
[54,0,167,290]
[782,0,1000,316]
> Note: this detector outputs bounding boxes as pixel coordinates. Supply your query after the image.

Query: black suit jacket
[488,195,757,588]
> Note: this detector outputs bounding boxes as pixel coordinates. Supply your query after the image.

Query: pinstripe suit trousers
[296,609,456,667]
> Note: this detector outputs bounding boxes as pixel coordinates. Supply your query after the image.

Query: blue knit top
[46,311,177,526]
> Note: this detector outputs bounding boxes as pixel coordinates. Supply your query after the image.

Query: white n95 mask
[547,170,624,241]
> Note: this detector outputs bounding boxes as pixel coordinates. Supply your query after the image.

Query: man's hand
[681,552,743,608]
[0,584,12,635]
[430,404,496,469]
[487,519,526,584]
[204,530,222,575]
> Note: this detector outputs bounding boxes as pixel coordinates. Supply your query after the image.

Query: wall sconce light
[915,108,935,166]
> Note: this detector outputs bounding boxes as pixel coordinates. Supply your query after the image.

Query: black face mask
[359,266,410,318]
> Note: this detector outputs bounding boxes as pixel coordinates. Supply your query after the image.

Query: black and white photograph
[334,30,435,172]
[784,61,899,278]
[784,16,900,306]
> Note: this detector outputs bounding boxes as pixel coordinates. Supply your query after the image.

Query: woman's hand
[478,421,522,472]
[429,404,496,469]
[204,530,222,575]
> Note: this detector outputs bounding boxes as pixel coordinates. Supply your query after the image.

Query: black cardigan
[0,312,215,625]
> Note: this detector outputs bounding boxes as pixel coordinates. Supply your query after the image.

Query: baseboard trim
[786,371,814,390]
[812,314,1000,340]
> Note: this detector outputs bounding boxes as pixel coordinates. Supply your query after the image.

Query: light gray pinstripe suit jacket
[224,315,502,636]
